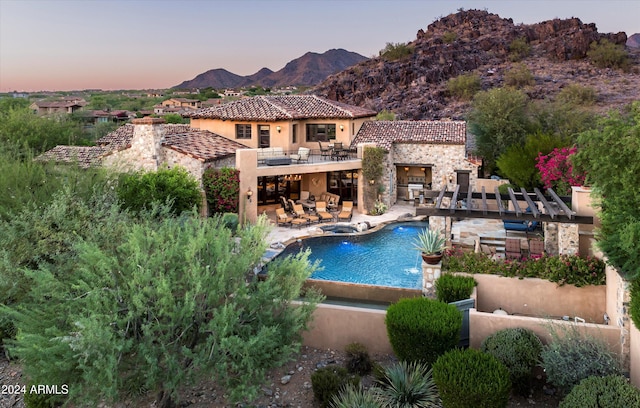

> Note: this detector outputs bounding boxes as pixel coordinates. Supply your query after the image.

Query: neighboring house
[161,98,201,109]
[30,97,87,115]
[88,109,134,124]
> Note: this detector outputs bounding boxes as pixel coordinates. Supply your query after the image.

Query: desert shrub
[587,39,630,70]
[435,273,476,303]
[117,166,201,215]
[509,37,531,62]
[311,366,360,408]
[432,348,511,408]
[344,342,373,375]
[379,42,414,61]
[442,31,457,43]
[559,375,640,408]
[447,73,481,101]
[443,248,606,287]
[221,212,239,232]
[556,84,597,106]
[23,383,64,408]
[480,328,543,395]
[376,361,441,408]
[385,297,462,364]
[540,324,622,395]
[330,384,381,408]
[376,109,396,121]
[505,63,535,88]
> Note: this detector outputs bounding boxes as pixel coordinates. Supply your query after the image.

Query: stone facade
[102,117,164,172]
[422,262,442,295]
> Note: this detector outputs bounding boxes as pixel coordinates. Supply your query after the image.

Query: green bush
[379,42,414,61]
[344,342,373,375]
[631,278,640,329]
[311,366,360,408]
[505,63,535,88]
[435,273,476,303]
[443,248,606,287]
[587,39,630,70]
[385,297,462,364]
[23,383,64,408]
[221,212,239,232]
[117,166,201,215]
[559,375,640,408]
[556,84,597,106]
[442,31,457,44]
[540,324,622,395]
[432,348,511,408]
[509,37,531,62]
[330,384,381,408]
[376,361,441,408]
[447,73,482,101]
[480,328,543,395]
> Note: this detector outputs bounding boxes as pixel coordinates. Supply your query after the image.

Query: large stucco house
[38,95,480,222]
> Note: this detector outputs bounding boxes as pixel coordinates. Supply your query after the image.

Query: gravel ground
[1,346,561,407]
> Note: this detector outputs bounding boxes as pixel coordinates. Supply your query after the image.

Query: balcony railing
[257,148,358,167]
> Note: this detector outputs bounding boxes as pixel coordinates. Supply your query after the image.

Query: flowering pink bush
[202,167,240,214]
[535,146,586,195]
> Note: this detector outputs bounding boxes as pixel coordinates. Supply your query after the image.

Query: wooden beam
[547,188,575,219]
[507,187,521,216]
[494,187,505,215]
[534,188,557,219]
[466,186,473,215]
[450,184,460,213]
[435,188,447,209]
[481,186,488,215]
[520,187,540,218]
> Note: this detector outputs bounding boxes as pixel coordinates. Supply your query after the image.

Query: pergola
[415,186,594,225]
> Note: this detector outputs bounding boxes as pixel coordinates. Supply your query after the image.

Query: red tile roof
[352,120,466,150]
[186,95,377,121]
[39,123,247,167]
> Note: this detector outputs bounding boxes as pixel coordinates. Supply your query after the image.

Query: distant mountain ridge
[628,33,640,48]
[173,49,368,89]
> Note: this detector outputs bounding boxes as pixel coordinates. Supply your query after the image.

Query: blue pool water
[277,222,428,289]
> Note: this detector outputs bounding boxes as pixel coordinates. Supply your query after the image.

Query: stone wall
[606,265,632,372]
[102,117,165,172]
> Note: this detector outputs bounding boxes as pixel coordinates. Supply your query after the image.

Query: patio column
[558,223,580,256]
[422,261,441,297]
[236,149,258,225]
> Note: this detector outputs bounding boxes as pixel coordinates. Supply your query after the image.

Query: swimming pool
[277,221,428,289]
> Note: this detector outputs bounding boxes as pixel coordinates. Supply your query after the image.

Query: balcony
[257,147,358,167]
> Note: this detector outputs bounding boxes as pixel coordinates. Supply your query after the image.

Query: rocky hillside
[312,10,639,120]
[174,49,367,89]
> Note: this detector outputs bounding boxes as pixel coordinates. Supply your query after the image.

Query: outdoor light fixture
[339,124,344,131]
[420,167,425,172]
[276,126,281,133]
[449,175,454,183]
[404,166,409,172]
[369,179,375,185]
[246,188,253,202]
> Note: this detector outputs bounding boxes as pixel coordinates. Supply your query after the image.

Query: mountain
[174,49,368,89]
[628,33,640,48]
[311,10,639,120]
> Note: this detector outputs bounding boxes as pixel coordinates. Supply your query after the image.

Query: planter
[421,252,443,265]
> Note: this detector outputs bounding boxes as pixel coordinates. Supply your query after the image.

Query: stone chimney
[130,117,165,171]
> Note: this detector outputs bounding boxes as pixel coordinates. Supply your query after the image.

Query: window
[235,124,251,139]
[259,125,270,148]
[306,124,336,142]
[292,124,298,143]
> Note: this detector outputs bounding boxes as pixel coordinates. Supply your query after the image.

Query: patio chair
[315,201,334,222]
[290,147,310,163]
[505,238,522,260]
[279,196,292,213]
[331,142,345,161]
[528,239,545,259]
[318,142,331,159]
[275,208,293,227]
[337,201,353,221]
[287,199,297,214]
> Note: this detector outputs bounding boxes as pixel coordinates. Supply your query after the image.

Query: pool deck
[264,202,506,250]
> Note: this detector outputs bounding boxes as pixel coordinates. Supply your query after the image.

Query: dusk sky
[1,0,638,92]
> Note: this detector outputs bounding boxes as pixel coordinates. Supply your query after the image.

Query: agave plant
[412,228,446,255]
[375,361,441,407]
[330,384,382,408]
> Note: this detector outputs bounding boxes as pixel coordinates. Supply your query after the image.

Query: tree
[496,133,567,189]
[573,102,640,281]
[3,197,321,407]
[467,87,532,175]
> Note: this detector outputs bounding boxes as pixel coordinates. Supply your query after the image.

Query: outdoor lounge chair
[315,201,334,222]
[279,196,292,213]
[505,238,522,260]
[337,201,353,221]
[275,208,293,227]
[290,147,310,163]
[293,204,319,224]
